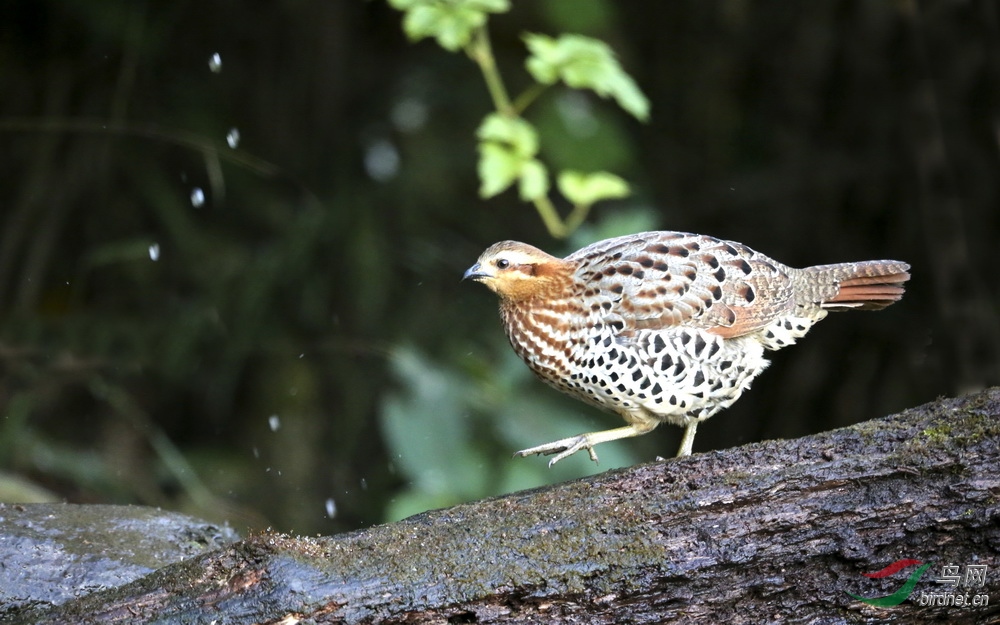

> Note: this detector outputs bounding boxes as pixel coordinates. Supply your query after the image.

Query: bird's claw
[514,435,600,467]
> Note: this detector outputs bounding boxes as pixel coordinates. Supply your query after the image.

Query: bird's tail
[806,261,911,311]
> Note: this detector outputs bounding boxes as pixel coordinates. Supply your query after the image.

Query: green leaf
[557,170,630,206]
[523,34,561,83]
[602,71,649,121]
[440,7,487,50]
[467,0,510,11]
[399,5,439,39]
[478,142,520,197]
[476,113,544,198]
[391,0,510,51]
[476,113,538,157]
[390,0,511,11]
[518,159,549,201]
[523,33,650,121]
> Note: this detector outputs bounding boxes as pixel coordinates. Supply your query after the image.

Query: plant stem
[511,83,547,116]
[469,27,514,116]
[468,26,571,239]
[563,203,592,236]
[533,196,567,239]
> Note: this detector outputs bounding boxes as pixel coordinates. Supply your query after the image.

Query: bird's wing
[567,231,795,339]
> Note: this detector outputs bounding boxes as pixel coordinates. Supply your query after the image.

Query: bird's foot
[514,435,599,467]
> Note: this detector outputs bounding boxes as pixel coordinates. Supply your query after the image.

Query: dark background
[1,0,997,535]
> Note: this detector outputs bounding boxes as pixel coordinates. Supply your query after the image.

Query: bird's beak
[462,262,491,282]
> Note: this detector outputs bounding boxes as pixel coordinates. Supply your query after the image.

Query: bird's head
[463,241,571,302]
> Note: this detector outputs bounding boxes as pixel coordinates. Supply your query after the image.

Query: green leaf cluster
[389,0,510,51]
[524,33,649,122]
[388,1,649,238]
[476,114,548,201]
[557,170,629,207]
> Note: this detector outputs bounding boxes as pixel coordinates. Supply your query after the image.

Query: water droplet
[268,415,281,431]
[148,243,160,261]
[325,498,337,519]
[252,446,260,459]
[226,128,240,148]
[190,187,205,208]
[363,139,400,182]
[360,478,368,491]
[289,387,298,397]
[208,52,222,73]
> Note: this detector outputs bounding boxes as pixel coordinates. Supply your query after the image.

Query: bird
[463,230,910,467]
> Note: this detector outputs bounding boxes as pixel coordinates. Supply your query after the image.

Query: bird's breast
[500,298,592,378]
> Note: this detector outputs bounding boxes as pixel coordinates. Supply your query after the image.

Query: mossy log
[11,388,1000,624]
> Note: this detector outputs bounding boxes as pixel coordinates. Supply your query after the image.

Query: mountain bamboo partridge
[464,230,910,466]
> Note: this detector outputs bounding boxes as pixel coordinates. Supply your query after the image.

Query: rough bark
[8,388,1000,625]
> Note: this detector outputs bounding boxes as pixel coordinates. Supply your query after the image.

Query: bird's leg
[515,421,658,468]
[675,421,698,457]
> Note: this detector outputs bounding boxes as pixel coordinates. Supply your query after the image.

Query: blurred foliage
[0,0,998,536]
[389,0,510,51]
[380,343,639,521]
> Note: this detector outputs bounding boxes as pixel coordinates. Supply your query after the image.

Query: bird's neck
[496,274,575,322]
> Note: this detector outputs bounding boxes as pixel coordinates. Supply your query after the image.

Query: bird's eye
[496,258,510,269]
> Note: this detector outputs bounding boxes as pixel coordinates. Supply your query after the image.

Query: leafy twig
[389,0,649,238]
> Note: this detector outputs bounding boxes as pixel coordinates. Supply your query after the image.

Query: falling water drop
[190,187,205,208]
[226,128,241,148]
[208,52,222,73]
[268,415,281,432]
[148,243,160,261]
[325,498,337,519]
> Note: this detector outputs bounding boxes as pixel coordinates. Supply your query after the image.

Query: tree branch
[12,388,1000,624]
